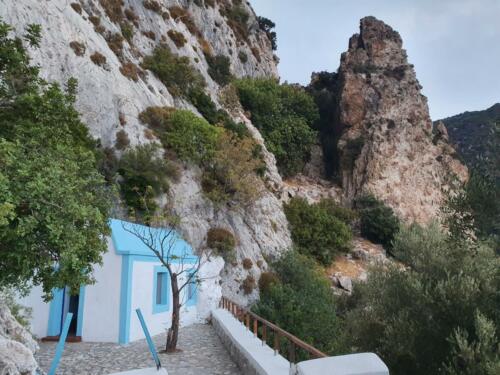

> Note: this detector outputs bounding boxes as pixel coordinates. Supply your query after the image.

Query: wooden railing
[219,296,327,364]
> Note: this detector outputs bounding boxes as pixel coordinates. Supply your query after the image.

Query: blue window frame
[152,266,170,314]
[186,273,197,307]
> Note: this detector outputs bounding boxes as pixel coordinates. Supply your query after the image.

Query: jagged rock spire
[335,17,467,223]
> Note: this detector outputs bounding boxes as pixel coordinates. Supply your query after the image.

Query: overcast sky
[251,0,500,120]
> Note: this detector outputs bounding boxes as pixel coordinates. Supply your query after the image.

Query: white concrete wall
[128,260,199,342]
[295,353,389,375]
[17,285,50,339]
[82,238,122,342]
[211,308,290,375]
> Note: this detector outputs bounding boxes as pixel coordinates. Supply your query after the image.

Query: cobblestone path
[36,324,241,375]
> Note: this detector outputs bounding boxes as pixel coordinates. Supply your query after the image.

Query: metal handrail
[219,296,327,364]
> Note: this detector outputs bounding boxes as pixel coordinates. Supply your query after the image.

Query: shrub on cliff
[284,198,352,265]
[142,45,205,98]
[354,195,400,250]
[253,251,340,357]
[257,16,277,50]
[201,132,265,206]
[162,110,219,164]
[167,29,187,48]
[118,144,175,213]
[235,78,319,177]
[206,227,236,260]
[205,53,232,86]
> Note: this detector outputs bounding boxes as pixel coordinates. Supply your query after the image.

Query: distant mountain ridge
[437,103,500,182]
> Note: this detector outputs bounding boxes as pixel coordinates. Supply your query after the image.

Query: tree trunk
[166,274,180,352]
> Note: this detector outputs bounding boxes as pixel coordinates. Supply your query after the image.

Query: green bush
[118,144,173,213]
[201,132,264,206]
[235,78,319,177]
[238,50,248,63]
[138,106,175,132]
[258,271,279,293]
[355,195,400,249]
[205,53,232,86]
[185,89,249,138]
[317,198,357,224]
[257,16,277,50]
[161,110,219,164]
[142,45,205,98]
[445,170,500,244]
[253,251,340,357]
[340,223,499,375]
[207,227,236,259]
[284,198,352,265]
[120,22,134,42]
[187,87,221,124]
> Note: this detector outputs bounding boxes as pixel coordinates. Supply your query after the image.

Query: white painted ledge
[296,353,389,375]
[211,308,290,375]
[108,368,168,375]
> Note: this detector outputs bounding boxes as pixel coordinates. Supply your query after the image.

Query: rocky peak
[345,16,403,67]
[335,16,467,224]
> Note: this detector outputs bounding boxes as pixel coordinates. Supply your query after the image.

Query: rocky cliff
[0,0,291,308]
[333,17,467,224]
[0,302,39,375]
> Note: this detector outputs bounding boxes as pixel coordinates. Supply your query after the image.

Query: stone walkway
[36,324,241,375]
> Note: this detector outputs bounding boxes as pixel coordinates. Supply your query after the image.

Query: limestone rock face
[0,304,38,375]
[0,0,289,309]
[336,17,467,224]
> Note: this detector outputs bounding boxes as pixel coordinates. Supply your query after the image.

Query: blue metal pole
[47,312,73,375]
[135,308,162,370]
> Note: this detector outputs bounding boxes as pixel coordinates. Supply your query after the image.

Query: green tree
[284,197,352,265]
[235,78,318,177]
[355,195,400,250]
[0,20,110,297]
[253,251,340,357]
[118,144,175,215]
[339,222,499,375]
[445,171,499,249]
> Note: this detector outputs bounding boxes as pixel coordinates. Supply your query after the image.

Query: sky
[251,0,500,120]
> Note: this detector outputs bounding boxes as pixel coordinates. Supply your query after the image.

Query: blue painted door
[47,286,85,337]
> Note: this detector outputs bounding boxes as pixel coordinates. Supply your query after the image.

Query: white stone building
[19,219,221,344]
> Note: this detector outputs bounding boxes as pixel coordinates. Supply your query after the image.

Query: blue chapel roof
[109,218,197,260]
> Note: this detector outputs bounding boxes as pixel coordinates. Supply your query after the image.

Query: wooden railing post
[289,342,296,364]
[274,331,280,355]
[219,297,327,361]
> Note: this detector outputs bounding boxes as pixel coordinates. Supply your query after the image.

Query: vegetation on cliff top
[235,78,319,177]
